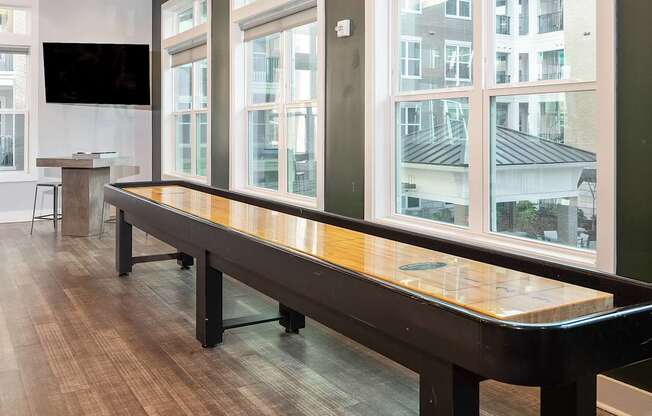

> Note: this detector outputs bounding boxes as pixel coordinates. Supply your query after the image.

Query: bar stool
[30,182,63,235]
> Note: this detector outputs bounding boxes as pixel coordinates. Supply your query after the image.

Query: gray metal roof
[402,126,596,167]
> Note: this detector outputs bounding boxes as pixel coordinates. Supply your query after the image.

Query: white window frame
[365,0,616,273]
[445,0,472,20]
[400,104,421,135]
[0,0,38,184]
[401,0,422,15]
[444,40,472,84]
[163,0,208,39]
[230,0,326,210]
[161,0,211,184]
[400,35,422,80]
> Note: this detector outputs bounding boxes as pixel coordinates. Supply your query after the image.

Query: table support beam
[279,304,305,334]
[116,210,132,276]
[196,251,222,348]
[420,360,481,416]
[541,375,596,416]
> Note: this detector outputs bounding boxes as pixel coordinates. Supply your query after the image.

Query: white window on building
[241,9,320,202]
[162,0,210,181]
[368,0,615,271]
[400,105,421,136]
[400,36,422,79]
[444,41,472,85]
[445,0,472,19]
[402,0,422,14]
[163,0,209,39]
[0,5,33,180]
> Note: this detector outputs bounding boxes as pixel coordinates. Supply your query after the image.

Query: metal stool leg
[53,185,59,232]
[30,186,38,235]
[99,202,106,239]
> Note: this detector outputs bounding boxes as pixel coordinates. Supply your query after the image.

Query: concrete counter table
[36,157,122,236]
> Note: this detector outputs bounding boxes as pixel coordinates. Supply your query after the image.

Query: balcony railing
[496,15,511,35]
[538,10,563,33]
[496,72,511,84]
[539,70,564,81]
[519,14,529,35]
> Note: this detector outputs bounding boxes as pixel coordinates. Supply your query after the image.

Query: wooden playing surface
[123,185,614,324]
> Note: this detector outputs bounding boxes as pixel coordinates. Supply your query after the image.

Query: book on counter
[72,152,119,160]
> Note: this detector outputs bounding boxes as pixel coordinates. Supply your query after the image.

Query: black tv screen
[43,43,150,105]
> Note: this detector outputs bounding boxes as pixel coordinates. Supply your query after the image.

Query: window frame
[400,103,421,136]
[161,0,211,183]
[445,0,472,20]
[401,0,422,15]
[0,2,37,183]
[169,60,209,179]
[365,0,616,272]
[400,35,422,80]
[230,1,326,210]
[444,40,472,85]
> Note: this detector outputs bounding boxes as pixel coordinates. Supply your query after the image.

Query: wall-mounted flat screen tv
[43,42,150,105]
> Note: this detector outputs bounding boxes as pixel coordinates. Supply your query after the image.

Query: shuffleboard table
[105,181,652,416]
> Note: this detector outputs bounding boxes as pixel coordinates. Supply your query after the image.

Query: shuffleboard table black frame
[105,180,652,416]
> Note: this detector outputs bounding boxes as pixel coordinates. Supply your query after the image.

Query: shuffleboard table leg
[196,251,222,348]
[540,375,596,416]
[419,360,480,416]
[279,304,305,334]
[116,210,132,276]
[177,252,194,269]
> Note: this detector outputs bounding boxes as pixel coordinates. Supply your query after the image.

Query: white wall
[0,0,153,222]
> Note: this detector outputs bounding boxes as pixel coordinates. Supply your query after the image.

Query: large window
[370,0,614,270]
[163,0,210,181]
[170,59,208,178]
[245,20,319,200]
[0,52,28,173]
[0,5,32,179]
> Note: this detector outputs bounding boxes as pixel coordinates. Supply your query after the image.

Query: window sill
[162,172,209,185]
[0,171,38,184]
[235,186,319,210]
[373,215,599,272]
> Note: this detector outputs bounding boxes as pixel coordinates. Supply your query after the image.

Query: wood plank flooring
[0,221,613,415]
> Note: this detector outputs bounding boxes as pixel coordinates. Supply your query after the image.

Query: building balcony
[496,72,511,84]
[538,11,563,34]
[496,15,511,35]
[539,71,564,81]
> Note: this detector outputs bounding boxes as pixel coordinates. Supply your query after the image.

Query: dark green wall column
[608,0,652,393]
[152,0,166,181]
[211,0,231,188]
[324,0,365,218]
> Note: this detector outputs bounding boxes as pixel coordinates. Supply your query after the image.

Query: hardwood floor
[0,221,613,416]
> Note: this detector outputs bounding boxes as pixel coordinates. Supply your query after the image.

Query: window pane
[177,6,194,33]
[0,8,28,34]
[195,59,208,109]
[175,114,192,175]
[248,109,278,190]
[174,63,192,111]
[0,114,25,172]
[287,107,317,197]
[290,23,318,102]
[493,0,595,84]
[491,91,597,250]
[196,113,208,177]
[248,33,281,105]
[400,1,474,91]
[198,0,208,25]
[396,98,470,226]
